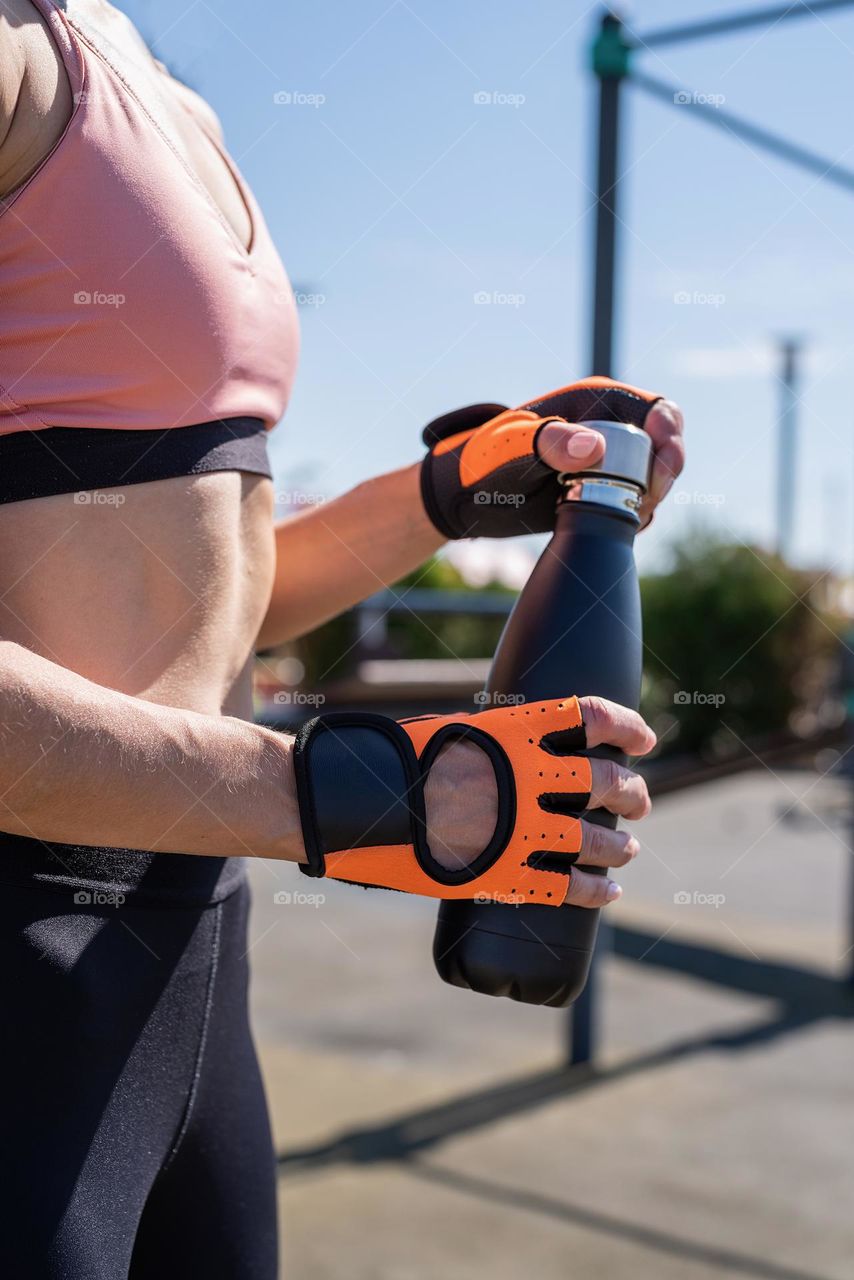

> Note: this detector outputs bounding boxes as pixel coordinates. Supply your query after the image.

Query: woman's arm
[0,639,491,873]
[257,462,444,650]
[0,642,655,906]
[256,398,685,650]
[0,640,303,861]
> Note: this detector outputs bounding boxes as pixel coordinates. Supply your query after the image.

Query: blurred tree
[641,534,838,758]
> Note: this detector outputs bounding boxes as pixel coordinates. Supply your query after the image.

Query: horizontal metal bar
[631,0,854,49]
[631,69,854,194]
[360,588,515,617]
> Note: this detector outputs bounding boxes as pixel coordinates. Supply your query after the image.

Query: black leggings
[0,879,278,1278]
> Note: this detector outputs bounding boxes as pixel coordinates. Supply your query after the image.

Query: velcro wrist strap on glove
[294,697,592,907]
[420,376,661,539]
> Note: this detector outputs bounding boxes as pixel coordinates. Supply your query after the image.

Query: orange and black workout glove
[419,376,662,539]
[295,696,591,907]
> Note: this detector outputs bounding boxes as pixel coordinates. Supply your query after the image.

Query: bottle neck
[559,475,644,523]
[553,494,640,546]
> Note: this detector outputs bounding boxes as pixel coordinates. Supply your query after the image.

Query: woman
[0,1,684,1276]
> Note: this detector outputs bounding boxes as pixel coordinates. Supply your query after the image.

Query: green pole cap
[591,12,632,80]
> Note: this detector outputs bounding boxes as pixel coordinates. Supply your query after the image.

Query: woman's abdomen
[0,470,276,717]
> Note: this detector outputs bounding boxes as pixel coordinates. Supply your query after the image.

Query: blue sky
[123,0,854,576]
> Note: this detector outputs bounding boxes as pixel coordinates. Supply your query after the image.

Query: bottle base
[433,901,600,1008]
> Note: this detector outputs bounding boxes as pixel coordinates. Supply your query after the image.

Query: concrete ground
[246,764,854,1280]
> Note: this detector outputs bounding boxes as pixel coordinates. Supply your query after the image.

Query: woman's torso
[0,0,298,434]
[0,1,294,898]
[0,471,275,719]
[0,0,290,717]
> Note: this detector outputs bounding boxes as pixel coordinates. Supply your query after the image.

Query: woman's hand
[419,378,685,540]
[259,384,685,652]
[424,695,656,908]
[536,397,685,530]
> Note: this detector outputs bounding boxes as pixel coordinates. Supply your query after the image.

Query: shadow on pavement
[277,925,854,1277]
[408,1161,835,1280]
[280,923,854,1173]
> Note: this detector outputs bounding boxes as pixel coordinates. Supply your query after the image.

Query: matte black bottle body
[433,501,642,1007]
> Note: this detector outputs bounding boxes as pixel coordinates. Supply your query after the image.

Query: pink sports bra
[0,0,299,441]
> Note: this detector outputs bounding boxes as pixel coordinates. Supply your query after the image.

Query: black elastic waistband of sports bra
[0,417,271,504]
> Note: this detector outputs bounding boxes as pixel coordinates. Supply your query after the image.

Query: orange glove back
[419,375,661,539]
[295,696,592,907]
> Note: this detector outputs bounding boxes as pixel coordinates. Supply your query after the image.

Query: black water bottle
[433,420,652,1007]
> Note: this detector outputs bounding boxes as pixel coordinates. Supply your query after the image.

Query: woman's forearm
[0,641,304,861]
[0,641,502,873]
[257,462,444,649]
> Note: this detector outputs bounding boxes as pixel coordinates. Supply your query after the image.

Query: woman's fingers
[565,866,622,908]
[534,400,685,534]
[535,419,606,472]
[560,825,638,908]
[638,398,685,529]
[587,758,651,820]
[544,694,655,909]
[548,818,638,908]
[577,820,639,867]
[578,695,656,757]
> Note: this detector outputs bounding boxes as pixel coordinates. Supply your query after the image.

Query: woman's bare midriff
[0,11,279,717]
[0,471,276,720]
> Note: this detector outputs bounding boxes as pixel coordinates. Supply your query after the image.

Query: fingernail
[606,881,622,901]
[566,429,603,459]
[627,838,640,858]
[660,476,674,500]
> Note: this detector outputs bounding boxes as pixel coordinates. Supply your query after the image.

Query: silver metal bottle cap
[559,418,652,518]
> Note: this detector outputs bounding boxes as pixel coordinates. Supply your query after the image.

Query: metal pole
[589,12,628,374]
[848,666,854,988]
[835,618,854,987]
[631,70,854,196]
[568,11,630,1069]
[845,459,854,988]
[635,0,854,51]
[775,337,803,563]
